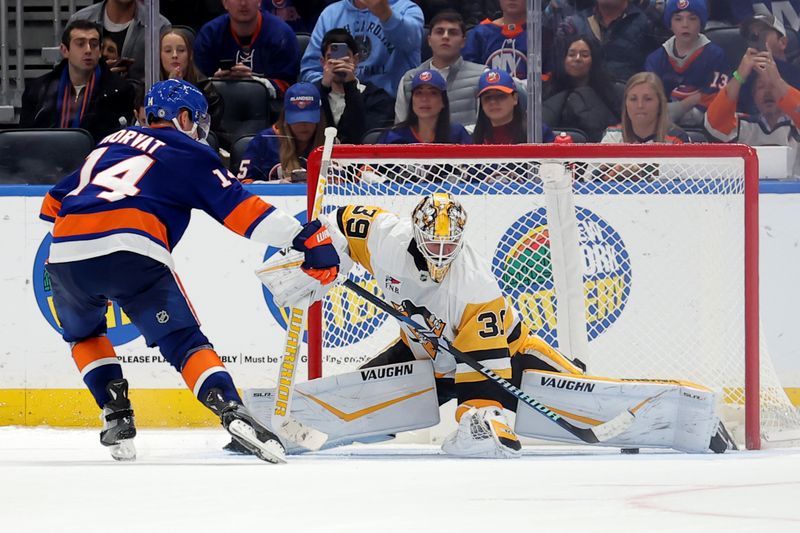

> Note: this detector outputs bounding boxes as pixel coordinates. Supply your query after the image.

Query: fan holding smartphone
[322,41,357,85]
[314,28,396,144]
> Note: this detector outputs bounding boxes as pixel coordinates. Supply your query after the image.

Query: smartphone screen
[329,43,349,60]
[749,32,768,52]
[218,58,235,71]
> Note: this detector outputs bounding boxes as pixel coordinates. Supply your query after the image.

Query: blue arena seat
[0,128,94,184]
[211,80,271,142]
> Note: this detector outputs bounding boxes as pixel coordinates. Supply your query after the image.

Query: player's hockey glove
[292,220,339,285]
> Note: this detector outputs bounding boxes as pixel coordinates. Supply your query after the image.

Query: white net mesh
[310,145,800,447]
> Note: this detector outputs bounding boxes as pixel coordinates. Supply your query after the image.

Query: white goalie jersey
[321,205,525,383]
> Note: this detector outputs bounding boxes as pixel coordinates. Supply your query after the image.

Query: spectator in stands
[395,11,487,130]
[315,28,394,144]
[20,20,134,143]
[736,7,800,114]
[473,68,556,143]
[378,70,472,143]
[705,46,800,175]
[558,0,661,82]
[194,0,299,99]
[238,82,327,182]
[159,28,227,148]
[463,0,541,79]
[101,36,120,64]
[300,0,424,97]
[601,71,689,142]
[543,34,620,141]
[645,0,728,128]
[69,0,171,81]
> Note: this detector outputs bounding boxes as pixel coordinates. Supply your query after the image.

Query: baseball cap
[663,0,708,30]
[477,69,516,97]
[740,6,786,38]
[411,70,447,92]
[284,82,321,125]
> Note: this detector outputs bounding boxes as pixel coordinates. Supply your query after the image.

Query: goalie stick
[269,126,338,451]
[341,279,636,444]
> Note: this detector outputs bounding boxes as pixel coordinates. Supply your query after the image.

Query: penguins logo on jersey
[493,206,631,347]
[393,300,445,359]
[32,234,142,346]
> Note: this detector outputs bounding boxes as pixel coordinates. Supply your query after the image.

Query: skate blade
[228,419,287,464]
[110,439,136,461]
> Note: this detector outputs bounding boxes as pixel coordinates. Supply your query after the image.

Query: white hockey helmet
[412,192,467,282]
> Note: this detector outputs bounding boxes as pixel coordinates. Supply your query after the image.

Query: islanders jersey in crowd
[645,35,729,109]
[463,20,531,80]
[39,126,302,268]
[377,123,473,144]
[194,9,299,95]
[238,125,313,182]
[320,205,582,405]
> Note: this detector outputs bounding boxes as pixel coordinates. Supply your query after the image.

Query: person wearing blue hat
[377,69,472,145]
[238,82,327,182]
[644,0,727,127]
[473,68,555,144]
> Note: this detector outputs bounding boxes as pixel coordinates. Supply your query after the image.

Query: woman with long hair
[472,68,555,144]
[239,82,327,183]
[543,34,620,142]
[159,28,225,145]
[378,70,471,144]
[601,71,689,143]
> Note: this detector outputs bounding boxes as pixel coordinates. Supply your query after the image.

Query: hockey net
[305,143,800,450]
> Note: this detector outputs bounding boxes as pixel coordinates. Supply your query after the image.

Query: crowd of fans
[15,0,800,180]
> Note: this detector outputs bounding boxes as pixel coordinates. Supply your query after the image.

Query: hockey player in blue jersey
[645,0,729,127]
[39,79,339,463]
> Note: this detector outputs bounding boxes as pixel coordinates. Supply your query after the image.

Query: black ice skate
[203,389,286,464]
[100,379,137,461]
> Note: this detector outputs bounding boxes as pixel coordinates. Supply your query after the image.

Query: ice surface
[1,427,799,533]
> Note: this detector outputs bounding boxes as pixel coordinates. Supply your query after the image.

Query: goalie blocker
[243,360,732,454]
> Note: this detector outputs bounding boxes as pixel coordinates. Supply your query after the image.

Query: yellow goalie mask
[412,193,467,282]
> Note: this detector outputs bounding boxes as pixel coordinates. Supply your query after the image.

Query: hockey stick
[342,279,635,444]
[270,126,338,451]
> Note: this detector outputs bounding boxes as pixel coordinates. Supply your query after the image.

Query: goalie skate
[442,406,522,459]
[99,379,137,461]
[203,389,286,464]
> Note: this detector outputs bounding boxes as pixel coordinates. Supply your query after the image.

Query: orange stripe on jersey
[40,192,62,221]
[223,196,273,236]
[455,399,503,422]
[72,336,116,372]
[54,208,169,249]
[181,348,225,393]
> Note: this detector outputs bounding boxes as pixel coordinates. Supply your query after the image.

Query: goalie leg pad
[242,360,440,453]
[515,370,720,453]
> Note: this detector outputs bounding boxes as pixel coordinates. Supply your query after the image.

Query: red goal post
[304,143,779,450]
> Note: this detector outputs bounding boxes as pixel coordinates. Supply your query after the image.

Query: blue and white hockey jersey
[645,35,729,109]
[39,126,301,269]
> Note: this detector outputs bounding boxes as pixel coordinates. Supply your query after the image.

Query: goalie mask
[412,193,467,282]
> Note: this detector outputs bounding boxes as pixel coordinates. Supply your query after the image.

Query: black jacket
[20,60,134,143]
[315,80,395,145]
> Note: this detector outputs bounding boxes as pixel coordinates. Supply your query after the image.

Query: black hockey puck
[620,448,640,454]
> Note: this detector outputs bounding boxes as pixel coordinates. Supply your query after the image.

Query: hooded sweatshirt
[299,0,424,97]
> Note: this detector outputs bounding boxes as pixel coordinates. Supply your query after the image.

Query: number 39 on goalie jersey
[323,204,530,386]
